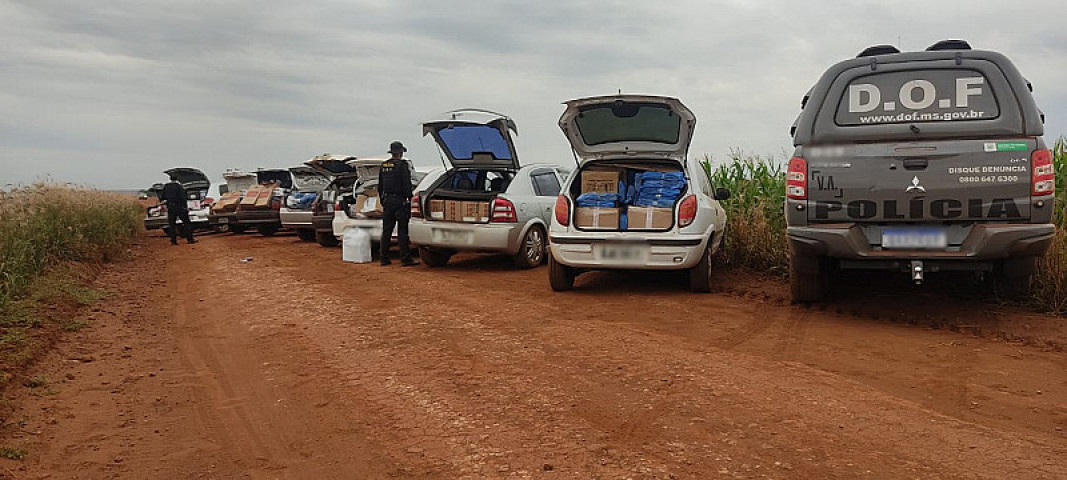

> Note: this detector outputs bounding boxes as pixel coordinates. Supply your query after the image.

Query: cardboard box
[462,201,490,223]
[429,199,445,220]
[444,199,461,221]
[627,206,673,230]
[354,189,383,217]
[575,207,620,229]
[581,169,622,194]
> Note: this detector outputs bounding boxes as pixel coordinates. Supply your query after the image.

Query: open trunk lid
[255,169,293,189]
[422,109,520,170]
[804,139,1034,224]
[304,153,357,177]
[559,95,695,161]
[288,166,329,191]
[163,168,210,191]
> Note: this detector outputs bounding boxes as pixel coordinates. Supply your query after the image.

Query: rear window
[437,125,512,161]
[835,69,1000,126]
[576,103,680,145]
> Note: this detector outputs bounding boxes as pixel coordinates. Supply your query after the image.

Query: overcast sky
[3,0,1066,190]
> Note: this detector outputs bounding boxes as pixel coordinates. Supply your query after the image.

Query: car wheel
[258,225,279,236]
[689,243,714,293]
[991,256,1035,300]
[213,223,230,234]
[420,247,452,268]
[297,229,316,242]
[316,231,339,247]
[790,254,830,303]
[514,226,546,269]
[548,254,576,291]
[231,225,248,234]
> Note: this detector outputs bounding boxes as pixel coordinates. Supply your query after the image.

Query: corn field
[0,183,143,308]
[1032,137,1067,313]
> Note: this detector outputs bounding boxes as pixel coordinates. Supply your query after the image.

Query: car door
[529,168,564,223]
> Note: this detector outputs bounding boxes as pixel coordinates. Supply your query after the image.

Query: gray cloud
[2,0,1066,190]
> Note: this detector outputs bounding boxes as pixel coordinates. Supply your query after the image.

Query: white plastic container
[342,227,372,263]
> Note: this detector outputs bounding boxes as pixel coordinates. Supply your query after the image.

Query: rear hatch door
[558,95,695,161]
[422,109,519,170]
[304,154,357,177]
[164,168,210,191]
[805,139,1033,225]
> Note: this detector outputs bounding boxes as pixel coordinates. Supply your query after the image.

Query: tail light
[270,197,281,210]
[410,194,422,218]
[786,156,807,200]
[203,197,214,206]
[491,198,518,223]
[678,194,698,227]
[554,195,570,226]
[334,201,342,213]
[1032,148,1055,196]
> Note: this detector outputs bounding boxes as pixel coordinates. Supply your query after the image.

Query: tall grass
[704,151,789,273]
[1032,138,1067,313]
[0,183,143,308]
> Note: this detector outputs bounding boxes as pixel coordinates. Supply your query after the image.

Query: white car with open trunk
[331,156,427,247]
[547,95,731,292]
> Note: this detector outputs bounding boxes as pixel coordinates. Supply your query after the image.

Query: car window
[699,164,714,195]
[531,172,561,196]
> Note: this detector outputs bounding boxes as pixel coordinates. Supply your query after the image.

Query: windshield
[437,125,512,161]
[575,103,681,146]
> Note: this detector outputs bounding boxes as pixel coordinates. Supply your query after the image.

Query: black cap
[389,141,407,153]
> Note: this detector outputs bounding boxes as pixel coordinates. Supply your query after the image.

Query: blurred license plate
[882,227,947,249]
[594,244,649,263]
[432,229,473,244]
[187,200,201,210]
[217,217,229,223]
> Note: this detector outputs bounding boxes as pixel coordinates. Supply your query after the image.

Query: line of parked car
[141,40,1055,300]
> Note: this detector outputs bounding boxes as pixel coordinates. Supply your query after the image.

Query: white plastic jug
[342,227,372,263]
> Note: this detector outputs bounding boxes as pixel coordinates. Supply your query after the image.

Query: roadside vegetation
[0,183,142,392]
[706,139,1067,315]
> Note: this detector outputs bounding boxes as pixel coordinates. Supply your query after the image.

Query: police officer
[378,141,418,266]
[160,173,197,245]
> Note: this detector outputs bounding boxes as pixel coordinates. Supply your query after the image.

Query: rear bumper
[236,209,281,225]
[409,220,521,253]
[333,215,390,241]
[548,234,708,270]
[280,209,313,229]
[145,209,210,230]
[787,223,1055,260]
[144,217,167,230]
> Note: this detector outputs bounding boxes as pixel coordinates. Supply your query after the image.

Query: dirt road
[3,232,1066,479]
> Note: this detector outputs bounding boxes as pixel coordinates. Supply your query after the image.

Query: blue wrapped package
[632,171,686,207]
[575,192,620,208]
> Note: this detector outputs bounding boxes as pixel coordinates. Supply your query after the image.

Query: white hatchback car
[331,156,430,246]
[547,95,731,292]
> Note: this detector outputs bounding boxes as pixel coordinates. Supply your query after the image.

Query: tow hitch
[911,260,924,285]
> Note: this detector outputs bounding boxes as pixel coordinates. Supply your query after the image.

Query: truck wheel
[258,225,279,236]
[316,231,339,247]
[689,243,714,293]
[231,225,248,234]
[548,254,576,291]
[420,247,452,268]
[297,229,316,242]
[790,254,829,303]
[992,256,1036,300]
[513,226,546,269]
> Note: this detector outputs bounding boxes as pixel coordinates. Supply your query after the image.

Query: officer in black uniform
[160,173,197,245]
[378,141,418,266]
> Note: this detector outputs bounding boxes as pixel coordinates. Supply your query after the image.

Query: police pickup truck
[786,40,1055,302]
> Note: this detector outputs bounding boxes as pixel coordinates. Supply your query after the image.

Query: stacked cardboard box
[575,207,619,229]
[429,200,446,220]
[353,188,383,218]
[434,199,490,222]
[462,201,490,222]
[580,168,622,194]
[627,206,673,229]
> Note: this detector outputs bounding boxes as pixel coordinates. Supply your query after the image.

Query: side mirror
[714,188,731,201]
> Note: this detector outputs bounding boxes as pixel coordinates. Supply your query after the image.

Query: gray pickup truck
[786,40,1056,302]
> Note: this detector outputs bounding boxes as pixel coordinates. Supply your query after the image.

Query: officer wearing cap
[378,141,418,266]
[160,173,197,245]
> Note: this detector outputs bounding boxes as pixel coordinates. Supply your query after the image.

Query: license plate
[187,200,201,210]
[432,229,473,245]
[217,217,229,223]
[594,244,650,263]
[882,227,948,249]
